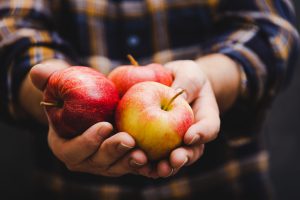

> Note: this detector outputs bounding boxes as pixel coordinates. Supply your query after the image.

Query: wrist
[196,54,242,112]
[18,74,48,124]
[18,59,71,124]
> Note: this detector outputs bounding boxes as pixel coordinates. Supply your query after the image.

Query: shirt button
[127,35,140,48]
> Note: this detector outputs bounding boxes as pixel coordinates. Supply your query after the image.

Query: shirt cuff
[7,46,74,120]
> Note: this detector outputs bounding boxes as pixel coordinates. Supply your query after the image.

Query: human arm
[0,0,75,120]
[150,0,300,177]
[0,1,149,177]
[27,62,150,177]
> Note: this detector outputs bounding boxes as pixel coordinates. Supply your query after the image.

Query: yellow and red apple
[115,81,194,160]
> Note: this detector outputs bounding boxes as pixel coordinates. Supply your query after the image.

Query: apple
[41,66,119,138]
[108,55,173,97]
[115,81,194,160]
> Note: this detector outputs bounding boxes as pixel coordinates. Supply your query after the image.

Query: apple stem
[162,89,185,111]
[127,54,139,66]
[40,101,59,107]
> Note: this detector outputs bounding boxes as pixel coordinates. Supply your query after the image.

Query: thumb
[164,60,205,103]
[48,122,113,165]
[30,59,70,91]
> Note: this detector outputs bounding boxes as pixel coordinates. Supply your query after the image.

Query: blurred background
[1,1,300,200]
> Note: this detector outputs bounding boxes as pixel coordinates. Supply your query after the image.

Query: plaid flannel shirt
[0,0,299,199]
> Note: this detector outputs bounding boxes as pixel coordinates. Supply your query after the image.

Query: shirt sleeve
[203,0,300,107]
[0,0,77,120]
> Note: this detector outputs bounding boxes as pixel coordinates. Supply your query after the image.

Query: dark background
[1,1,300,200]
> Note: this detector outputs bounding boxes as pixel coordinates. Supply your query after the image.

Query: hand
[29,61,149,177]
[47,122,149,177]
[145,60,221,178]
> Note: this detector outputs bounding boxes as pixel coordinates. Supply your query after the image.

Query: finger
[146,169,160,179]
[184,82,220,145]
[164,60,205,103]
[169,144,205,173]
[48,122,113,165]
[156,160,173,178]
[106,149,148,177]
[30,60,70,90]
[137,165,156,178]
[89,132,136,167]
[185,118,220,144]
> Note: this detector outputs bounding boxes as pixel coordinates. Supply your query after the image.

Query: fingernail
[176,157,189,170]
[165,168,174,178]
[118,143,134,151]
[130,159,144,168]
[188,135,200,145]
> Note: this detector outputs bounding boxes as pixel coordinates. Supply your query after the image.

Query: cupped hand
[29,60,149,177]
[28,59,220,178]
[47,122,148,177]
[144,60,221,178]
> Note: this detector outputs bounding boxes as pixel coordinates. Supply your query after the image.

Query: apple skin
[108,63,173,97]
[42,66,119,138]
[115,81,194,160]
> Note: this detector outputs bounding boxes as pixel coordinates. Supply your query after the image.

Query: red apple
[108,55,173,97]
[116,81,194,160]
[41,66,119,138]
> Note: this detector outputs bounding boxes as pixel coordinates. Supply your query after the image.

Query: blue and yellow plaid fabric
[0,0,299,118]
[0,0,299,199]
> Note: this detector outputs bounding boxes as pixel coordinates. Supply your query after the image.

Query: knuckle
[202,120,220,142]
[82,135,101,149]
[210,117,220,134]
[213,118,221,136]
[101,142,117,157]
